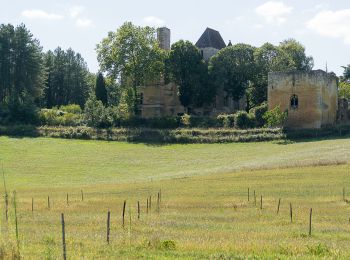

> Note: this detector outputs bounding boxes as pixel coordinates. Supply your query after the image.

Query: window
[139,93,144,105]
[224,96,229,107]
[290,94,298,109]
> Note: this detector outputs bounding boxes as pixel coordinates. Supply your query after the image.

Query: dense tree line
[43,48,92,108]
[0,23,94,123]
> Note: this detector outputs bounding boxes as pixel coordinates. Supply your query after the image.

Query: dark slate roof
[195,28,226,50]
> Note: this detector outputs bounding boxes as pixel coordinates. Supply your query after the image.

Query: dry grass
[0,137,350,258]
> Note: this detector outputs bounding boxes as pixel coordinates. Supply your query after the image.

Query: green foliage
[180,114,191,127]
[59,104,82,114]
[167,40,214,108]
[339,81,350,99]
[234,111,256,129]
[43,48,92,108]
[96,22,165,113]
[341,64,350,81]
[307,243,330,256]
[95,72,108,106]
[263,105,288,128]
[249,102,268,127]
[217,114,235,128]
[279,39,314,71]
[0,23,46,105]
[84,97,114,128]
[39,106,83,126]
[209,44,255,101]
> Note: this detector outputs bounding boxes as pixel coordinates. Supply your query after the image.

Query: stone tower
[157,27,171,50]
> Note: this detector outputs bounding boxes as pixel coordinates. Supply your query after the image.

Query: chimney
[157,27,171,50]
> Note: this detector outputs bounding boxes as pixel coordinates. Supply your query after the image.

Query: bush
[249,102,268,127]
[39,107,82,126]
[0,99,39,125]
[263,105,288,128]
[234,111,255,129]
[217,114,235,128]
[84,97,115,128]
[60,104,82,114]
[180,114,191,127]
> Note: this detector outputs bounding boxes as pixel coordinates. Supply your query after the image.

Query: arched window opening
[290,94,298,109]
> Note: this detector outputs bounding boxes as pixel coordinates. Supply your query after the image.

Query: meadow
[0,136,350,258]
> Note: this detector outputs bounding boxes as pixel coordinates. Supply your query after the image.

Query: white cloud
[252,24,264,30]
[143,16,165,26]
[307,9,350,44]
[75,18,93,28]
[69,6,85,18]
[255,1,293,24]
[21,9,63,20]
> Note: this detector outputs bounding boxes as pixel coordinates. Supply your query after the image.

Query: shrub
[263,105,288,128]
[84,97,114,128]
[39,108,82,126]
[249,102,268,127]
[217,114,235,128]
[234,111,255,129]
[180,114,191,127]
[60,104,82,114]
[0,99,40,125]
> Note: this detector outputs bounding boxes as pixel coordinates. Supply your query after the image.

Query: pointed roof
[195,28,226,50]
[227,40,232,47]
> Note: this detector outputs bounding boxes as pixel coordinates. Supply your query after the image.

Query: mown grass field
[0,136,350,259]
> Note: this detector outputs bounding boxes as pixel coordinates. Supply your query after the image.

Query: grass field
[0,136,350,258]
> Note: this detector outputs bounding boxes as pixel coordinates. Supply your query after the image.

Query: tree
[209,44,256,102]
[278,39,314,71]
[248,43,295,108]
[0,23,45,105]
[96,22,165,113]
[341,65,350,81]
[166,40,214,110]
[43,47,92,108]
[339,81,350,99]
[95,72,108,106]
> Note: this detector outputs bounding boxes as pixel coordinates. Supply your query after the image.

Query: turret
[157,27,171,50]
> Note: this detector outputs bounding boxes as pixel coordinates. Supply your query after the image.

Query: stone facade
[138,81,185,118]
[268,70,338,128]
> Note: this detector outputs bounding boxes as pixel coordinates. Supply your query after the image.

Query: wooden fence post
[32,197,34,213]
[248,188,250,202]
[149,196,152,209]
[146,198,149,214]
[157,192,160,213]
[309,208,312,236]
[137,201,140,219]
[48,196,50,210]
[66,193,69,206]
[277,198,281,215]
[107,210,110,244]
[122,200,126,228]
[290,203,293,223]
[61,213,67,260]
[260,195,263,210]
[81,190,84,202]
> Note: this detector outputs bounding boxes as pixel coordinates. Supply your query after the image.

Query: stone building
[268,70,338,128]
[138,27,246,118]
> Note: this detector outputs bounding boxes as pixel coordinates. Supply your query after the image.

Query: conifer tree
[95,72,108,106]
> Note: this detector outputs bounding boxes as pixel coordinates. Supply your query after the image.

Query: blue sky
[1,0,350,75]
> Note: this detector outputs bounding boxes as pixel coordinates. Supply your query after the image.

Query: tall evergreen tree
[43,47,92,108]
[95,72,108,106]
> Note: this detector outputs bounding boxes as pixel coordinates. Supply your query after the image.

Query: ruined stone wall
[268,70,338,129]
[139,83,185,118]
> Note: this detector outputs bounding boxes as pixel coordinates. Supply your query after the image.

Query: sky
[1,0,350,76]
